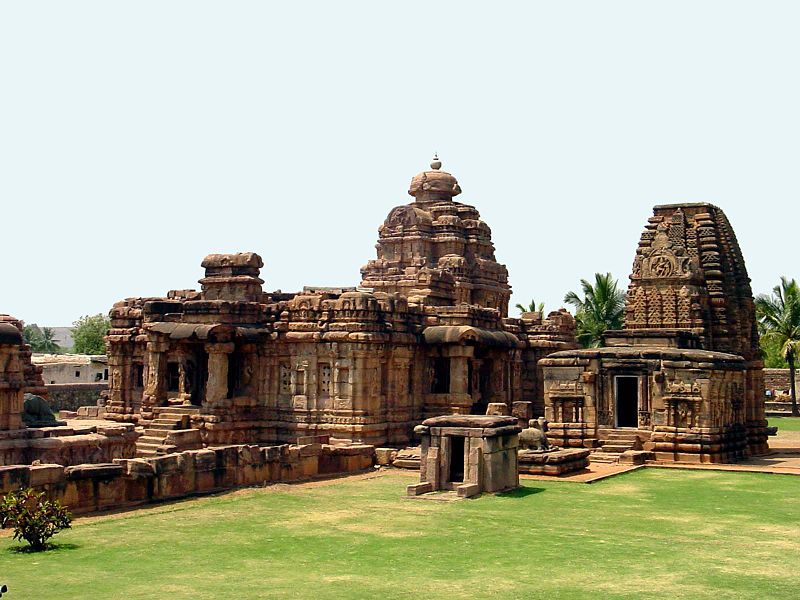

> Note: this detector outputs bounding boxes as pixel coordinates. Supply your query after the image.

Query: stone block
[406,482,433,496]
[28,464,64,487]
[511,401,533,421]
[456,483,480,498]
[485,403,509,416]
[374,447,397,465]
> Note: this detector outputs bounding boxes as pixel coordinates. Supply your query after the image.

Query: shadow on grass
[497,486,545,498]
[7,542,80,554]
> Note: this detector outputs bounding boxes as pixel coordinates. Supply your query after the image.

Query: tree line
[22,314,111,355]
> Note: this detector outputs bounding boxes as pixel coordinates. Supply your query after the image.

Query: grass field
[2,469,799,600]
[769,416,800,431]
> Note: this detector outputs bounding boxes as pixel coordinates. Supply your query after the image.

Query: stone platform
[0,419,139,466]
[518,448,590,475]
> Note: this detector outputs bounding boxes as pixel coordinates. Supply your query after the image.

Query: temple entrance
[189,351,207,406]
[615,376,639,428]
[448,436,465,482]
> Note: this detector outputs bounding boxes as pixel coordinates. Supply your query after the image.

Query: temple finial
[430,153,441,170]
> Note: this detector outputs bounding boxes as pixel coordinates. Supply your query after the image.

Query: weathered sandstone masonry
[0,315,47,430]
[0,442,374,515]
[408,415,520,498]
[104,159,577,453]
[542,204,768,463]
[0,315,137,467]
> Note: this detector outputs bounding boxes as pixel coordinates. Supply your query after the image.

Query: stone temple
[541,204,768,463]
[104,158,578,454]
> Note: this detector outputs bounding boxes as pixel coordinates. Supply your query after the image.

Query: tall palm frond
[564,273,625,348]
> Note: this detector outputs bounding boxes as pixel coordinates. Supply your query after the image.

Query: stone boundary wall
[764,369,791,393]
[45,383,107,412]
[0,443,375,515]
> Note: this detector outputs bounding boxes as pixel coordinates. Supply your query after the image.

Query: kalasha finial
[430,153,441,170]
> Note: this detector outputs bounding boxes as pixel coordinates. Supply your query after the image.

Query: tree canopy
[71,314,110,355]
[564,273,625,348]
[755,276,800,416]
[514,299,545,315]
[22,325,62,353]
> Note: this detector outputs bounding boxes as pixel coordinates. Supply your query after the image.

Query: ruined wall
[0,442,374,515]
[45,383,107,411]
[0,422,137,467]
[764,369,791,393]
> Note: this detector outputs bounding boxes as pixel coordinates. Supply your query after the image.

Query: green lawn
[2,469,799,599]
[769,416,800,432]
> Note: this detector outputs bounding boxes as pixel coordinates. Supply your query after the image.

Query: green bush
[0,488,72,551]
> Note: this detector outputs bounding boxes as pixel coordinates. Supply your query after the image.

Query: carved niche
[637,220,698,281]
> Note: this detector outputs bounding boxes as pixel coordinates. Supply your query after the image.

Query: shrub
[0,488,72,551]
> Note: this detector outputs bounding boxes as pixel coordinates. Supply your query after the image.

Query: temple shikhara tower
[104,158,578,453]
[541,203,768,463]
[361,155,511,315]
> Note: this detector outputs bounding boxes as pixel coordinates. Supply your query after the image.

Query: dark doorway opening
[227,352,242,399]
[615,376,639,428]
[193,352,208,405]
[448,436,465,482]
[166,362,180,393]
[431,357,450,394]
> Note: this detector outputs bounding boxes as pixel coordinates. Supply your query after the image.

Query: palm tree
[21,324,61,353]
[38,327,61,353]
[756,277,800,417]
[515,300,545,315]
[564,273,625,348]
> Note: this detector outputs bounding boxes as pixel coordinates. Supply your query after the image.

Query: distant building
[32,354,108,385]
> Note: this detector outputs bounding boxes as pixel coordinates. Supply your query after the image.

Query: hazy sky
[2,2,798,326]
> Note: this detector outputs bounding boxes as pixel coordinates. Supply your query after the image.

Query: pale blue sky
[2,1,798,326]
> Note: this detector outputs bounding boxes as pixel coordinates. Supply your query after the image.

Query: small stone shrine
[407,414,520,498]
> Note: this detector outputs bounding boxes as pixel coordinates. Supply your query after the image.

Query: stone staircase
[591,429,647,463]
[136,406,204,457]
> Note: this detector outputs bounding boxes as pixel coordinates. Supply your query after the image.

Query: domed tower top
[408,154,462,205]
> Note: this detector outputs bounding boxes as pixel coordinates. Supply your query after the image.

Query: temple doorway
[615,376,639,428]
[448,436,465,482]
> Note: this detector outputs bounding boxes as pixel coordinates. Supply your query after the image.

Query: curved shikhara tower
[541,203,767,462]
[625,203,759,362]
[361,156,512,316]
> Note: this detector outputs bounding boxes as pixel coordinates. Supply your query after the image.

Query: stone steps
[137,407,203,457]
[600,443,634,454]
[136,441,178,457]
[589,452,622,463]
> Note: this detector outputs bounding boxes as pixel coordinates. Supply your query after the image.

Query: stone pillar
[142,340,169,416]
[0,347,24,430]
[205,342,234,409]
[450,356,469,395]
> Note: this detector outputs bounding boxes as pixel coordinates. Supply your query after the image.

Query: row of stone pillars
[142,341,235,413]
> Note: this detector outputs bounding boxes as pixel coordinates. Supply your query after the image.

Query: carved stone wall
[104,160,576,448]
[541,203,767,462]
